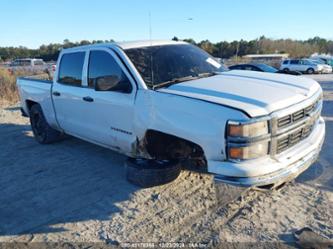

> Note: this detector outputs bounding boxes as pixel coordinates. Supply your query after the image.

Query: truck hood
[157,70,320,117]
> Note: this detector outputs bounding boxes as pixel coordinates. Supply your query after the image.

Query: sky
[1,0,332,49]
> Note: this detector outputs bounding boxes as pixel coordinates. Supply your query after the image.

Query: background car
[310,56,333,67]
[308,59,332,73]
[280,59,324,74]
[229,63,302,75]
[8,58,48,74]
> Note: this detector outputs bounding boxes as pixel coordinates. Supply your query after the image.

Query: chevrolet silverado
[17,40,325,187]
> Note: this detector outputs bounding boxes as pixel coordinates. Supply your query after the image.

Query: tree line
[0,39,114,62]
[1,36,332,62]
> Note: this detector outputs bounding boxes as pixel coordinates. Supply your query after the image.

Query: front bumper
[322,68,333,74]
[212,117,325,187]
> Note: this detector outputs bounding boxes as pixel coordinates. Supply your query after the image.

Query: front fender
[133,90,249,161]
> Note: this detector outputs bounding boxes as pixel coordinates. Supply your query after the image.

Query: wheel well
[26,100,38,111]
[143,130,207,170]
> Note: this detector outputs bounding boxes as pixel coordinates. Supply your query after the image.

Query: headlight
[228,141,270,160]
[227,120,269,138]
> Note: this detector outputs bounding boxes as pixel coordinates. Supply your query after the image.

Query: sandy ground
[0,74,332,247]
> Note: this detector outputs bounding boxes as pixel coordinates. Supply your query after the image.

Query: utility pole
[235,42,239,62]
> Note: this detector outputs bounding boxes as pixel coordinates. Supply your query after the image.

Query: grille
[276,124,313,154]
[277,100,318,128]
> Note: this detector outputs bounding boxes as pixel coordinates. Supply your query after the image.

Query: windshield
[309,59,323,65]
[124,44,228,88]
[316,58,333,66]
[256,64,278,73]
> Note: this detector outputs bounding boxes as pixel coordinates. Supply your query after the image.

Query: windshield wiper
[153,75,199,90]
[197,71,220,78]
[152,72,220,90]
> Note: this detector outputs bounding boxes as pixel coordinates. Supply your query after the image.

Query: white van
[9,58,47,73]
[280,59,324,74]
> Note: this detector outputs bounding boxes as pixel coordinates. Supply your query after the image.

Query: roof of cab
[116,40,187,49]
[61,40,187,52]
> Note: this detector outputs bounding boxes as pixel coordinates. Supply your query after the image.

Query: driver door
[79,48,137,153]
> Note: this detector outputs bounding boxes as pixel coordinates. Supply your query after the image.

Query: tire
[126,158,181,188]
[29,104,63,144]
[306,68,315,74]
[283,68,290,73]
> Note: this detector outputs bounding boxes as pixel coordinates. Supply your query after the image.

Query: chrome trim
[270,104,321,157]
[225,90,322,161]
[271,95,322,136]
[227,133,271,143]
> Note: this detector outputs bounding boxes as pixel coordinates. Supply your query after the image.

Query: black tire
[306,68,315,74]
[283,68,290,73]
[29,104,63,144]
[126,158,181,188]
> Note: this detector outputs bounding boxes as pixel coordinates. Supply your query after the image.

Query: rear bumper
[212,117,325,187]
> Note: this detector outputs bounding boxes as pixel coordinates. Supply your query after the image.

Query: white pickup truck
[17,40,325,188]
[9,58,48,74]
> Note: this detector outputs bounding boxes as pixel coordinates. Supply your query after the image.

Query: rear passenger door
[52,51,88,137]
[289,60,301,71]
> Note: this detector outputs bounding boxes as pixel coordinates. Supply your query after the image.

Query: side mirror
[95,75,132,93]
[95,75,120,91]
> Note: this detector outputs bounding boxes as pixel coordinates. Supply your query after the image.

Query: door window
[290,60,300,65]
[58,52,85,86]
[245,65,259,71]
[33,60,44,66]
[88,50,132,93]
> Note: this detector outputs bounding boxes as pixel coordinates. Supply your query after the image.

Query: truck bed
[17,76,57,127]
[18,74,52,83]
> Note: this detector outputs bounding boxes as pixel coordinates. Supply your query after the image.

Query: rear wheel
[306,68,315,74]
[283,68,290,73]
[29,104,63,144]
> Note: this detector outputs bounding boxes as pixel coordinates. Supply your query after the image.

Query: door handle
[83,96,94,102]
[53,91,61,96]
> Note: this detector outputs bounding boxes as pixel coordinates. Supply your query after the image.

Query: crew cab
[17,40,325,187]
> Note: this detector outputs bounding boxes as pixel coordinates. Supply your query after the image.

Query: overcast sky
[1,0,332,48]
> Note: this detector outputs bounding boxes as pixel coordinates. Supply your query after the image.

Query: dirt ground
[0,74,332,248]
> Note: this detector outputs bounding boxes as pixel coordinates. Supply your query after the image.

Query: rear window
[229,65,242,70]
[14,60,31,66]
[283,60,289,65]
[33,60,44,66]
[58,52,85,86]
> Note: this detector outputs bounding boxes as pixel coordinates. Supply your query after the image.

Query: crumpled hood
[157,70,321,117]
